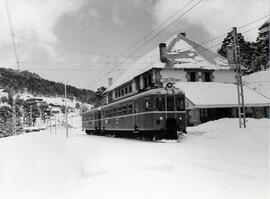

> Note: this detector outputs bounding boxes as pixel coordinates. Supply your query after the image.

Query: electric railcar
[82,87,187,139]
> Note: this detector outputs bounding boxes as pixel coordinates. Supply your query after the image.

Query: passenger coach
[82,87,187,139]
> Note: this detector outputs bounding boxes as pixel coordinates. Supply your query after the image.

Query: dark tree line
[0,68,97,104]
[218,25,269,73]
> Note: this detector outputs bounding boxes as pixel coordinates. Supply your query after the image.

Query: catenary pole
[65,82,68,138]
[5,0,20,71]
[232,27,246,128]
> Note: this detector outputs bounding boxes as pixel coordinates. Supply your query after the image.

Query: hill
[0,68,96,104]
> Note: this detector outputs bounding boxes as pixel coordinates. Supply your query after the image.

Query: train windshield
[167,96,174,111]
[156,96,165,111]
[176,97,185,111]
[156,95,185,111]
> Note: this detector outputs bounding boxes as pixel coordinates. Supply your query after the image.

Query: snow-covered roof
[107,33,232,92]
[174,82,270,109]
[243,69,270,99]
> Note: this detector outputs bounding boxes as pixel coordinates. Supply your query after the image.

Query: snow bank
[0,118,269,199]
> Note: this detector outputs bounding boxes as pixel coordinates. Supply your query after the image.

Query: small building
[174,82,269,125]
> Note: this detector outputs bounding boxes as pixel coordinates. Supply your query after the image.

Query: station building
[104,33,270,126]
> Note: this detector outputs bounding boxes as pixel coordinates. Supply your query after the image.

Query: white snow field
[0,118,269,199]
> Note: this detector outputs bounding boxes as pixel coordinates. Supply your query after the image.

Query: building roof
[259,19,269,30]
[174,82,270,109]
[243,69,270,99]
[107,33,232,92]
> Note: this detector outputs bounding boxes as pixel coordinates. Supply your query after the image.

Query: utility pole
[5,0,20,71]
[49,106,52,133]
[65,82,68,138]
[55,114,57,134]
[12,96,16,136]
[231,27,246,128]
[30,105,33,127]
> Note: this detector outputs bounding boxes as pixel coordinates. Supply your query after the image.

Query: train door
[165,94,177,130]
[97,111,101,131]
[134,99,139,130]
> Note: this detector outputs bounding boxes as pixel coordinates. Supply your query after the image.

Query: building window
[144,77,148,88]
[190,72,196,82]
[204,72,211,82]
[200,109,208,117]
[129,85,132,93]
[135,77,140,90]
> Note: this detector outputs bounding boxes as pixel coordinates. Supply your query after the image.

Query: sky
[0,0,269,91]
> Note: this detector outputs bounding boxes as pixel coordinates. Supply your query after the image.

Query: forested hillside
[0,68,96,104]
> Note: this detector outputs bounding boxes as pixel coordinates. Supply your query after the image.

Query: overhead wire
[92,18,265,89]
[90,7,266,88]
[90,0,204,88]
[111,0,197,60]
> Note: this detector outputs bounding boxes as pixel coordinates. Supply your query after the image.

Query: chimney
[180,32,186,37]
[159,43,174,69]
[159,43,167,63]
[108,78,113,87]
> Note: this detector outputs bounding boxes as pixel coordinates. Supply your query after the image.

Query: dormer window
[190,72,196,82]
[203,71,212,82]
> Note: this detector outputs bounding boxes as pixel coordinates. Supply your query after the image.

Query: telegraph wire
[112,0,197,60]
[179,15,269,53]
[194,24,261,58]
[5,0,20,71]
[0,29,147,58]
[109,0,203,73]
[92,19,263,89]
[90,0,203,88]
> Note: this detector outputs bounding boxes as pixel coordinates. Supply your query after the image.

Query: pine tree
[218,32,257,72]
[255,21,269,71]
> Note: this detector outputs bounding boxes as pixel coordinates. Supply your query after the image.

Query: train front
[151,85,187,139]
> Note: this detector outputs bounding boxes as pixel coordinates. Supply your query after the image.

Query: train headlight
[165,82,174,90]
[179,117,182,120]
[160,116,163,120]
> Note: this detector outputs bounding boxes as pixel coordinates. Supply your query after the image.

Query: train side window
[118,107,122,115]
[176,98,185,111]
[156,96,165,111]
[122,105,127,115]
[167,96,174,111]
[128,104,133,114]
[145,98,151,111]
[112,108,116,116]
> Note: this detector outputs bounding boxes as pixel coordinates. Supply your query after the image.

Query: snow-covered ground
[0,118,269,199]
